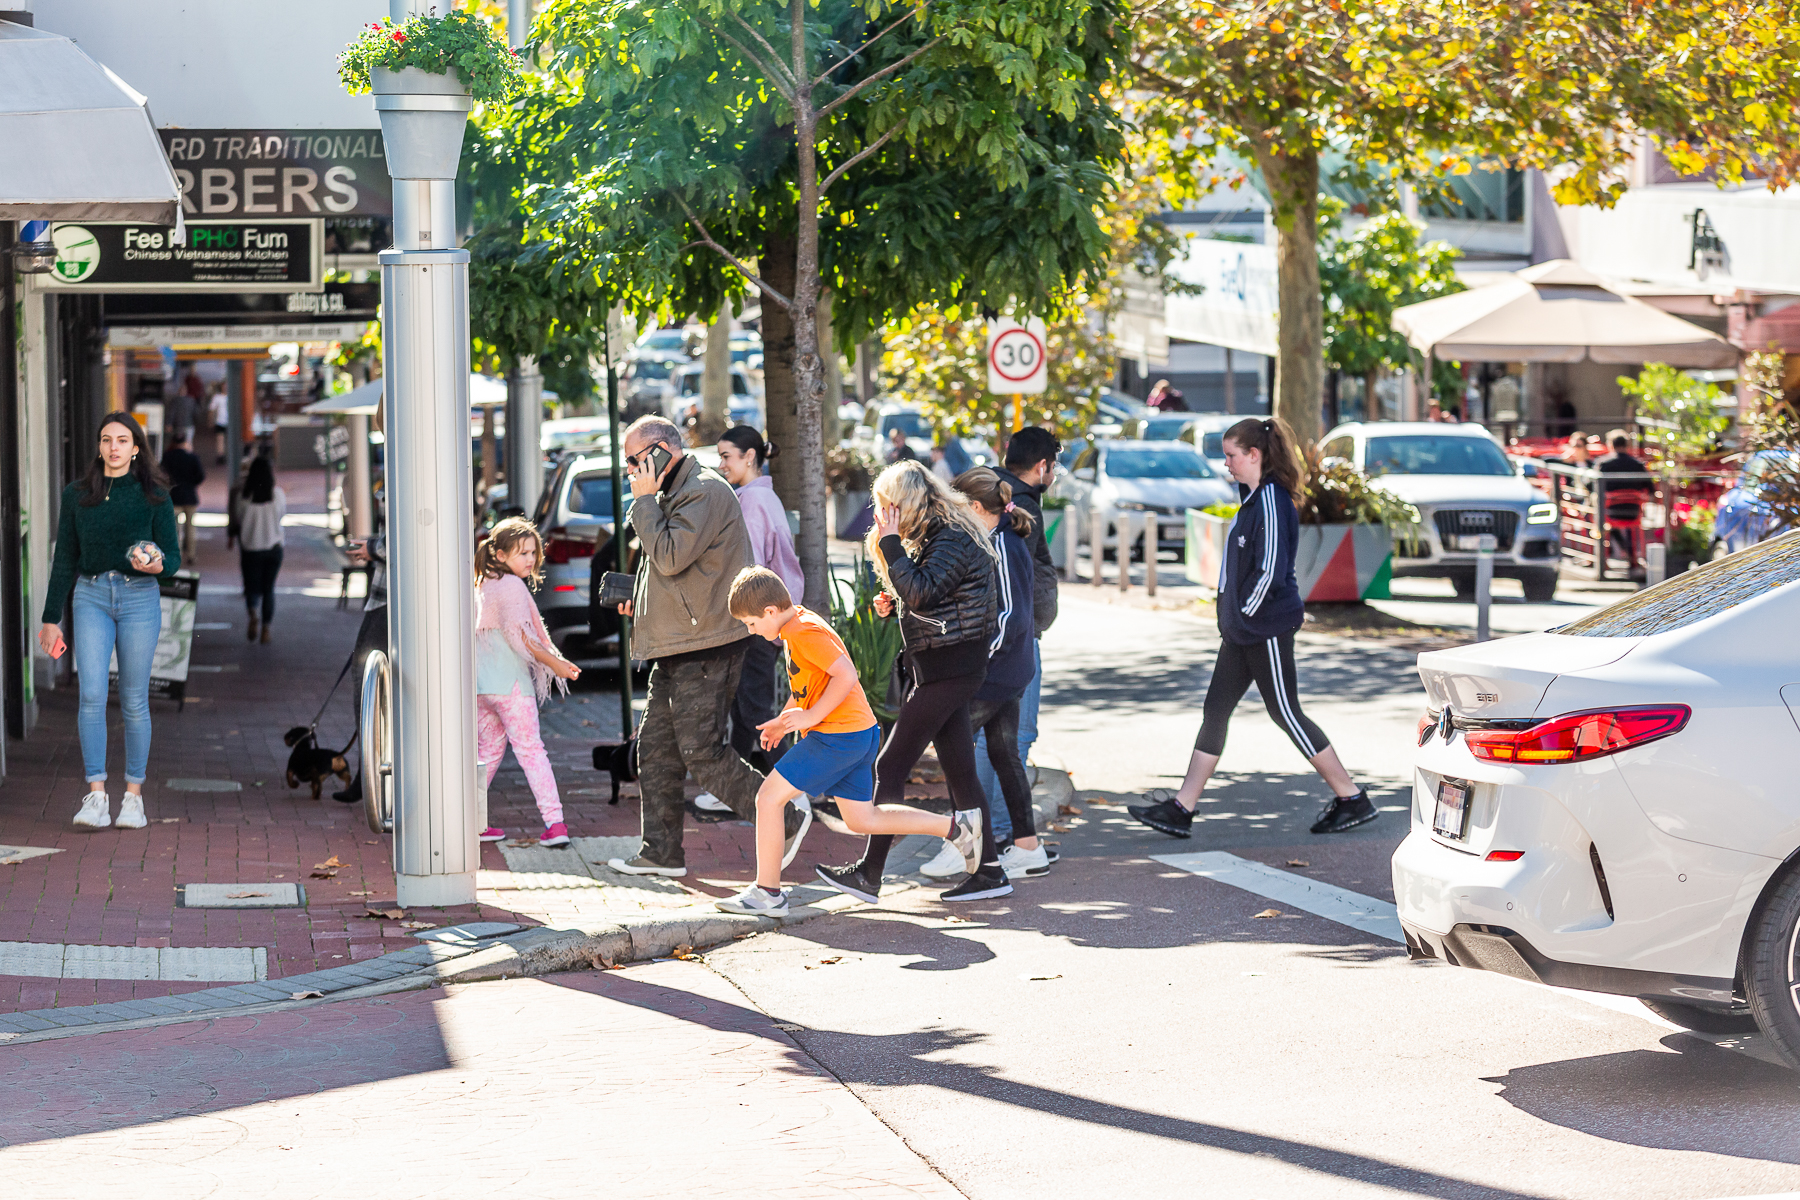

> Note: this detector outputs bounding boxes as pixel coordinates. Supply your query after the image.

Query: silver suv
[529,452,631,650]
[1319,422,1561,602]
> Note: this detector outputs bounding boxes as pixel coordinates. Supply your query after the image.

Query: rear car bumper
[1398,919,1736,1006]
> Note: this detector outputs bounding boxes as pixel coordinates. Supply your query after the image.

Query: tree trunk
[787,0,829,612]
[698,308,731,444]
[1258,145,1324,445]
[817,288,842,460]
[762,229,800,508]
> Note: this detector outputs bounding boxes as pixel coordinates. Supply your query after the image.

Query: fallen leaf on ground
[290,990,323,1000]
[400,921,435,930]
[1025,974,1062,981]
[365,907,404,920]
[1048,823,1070,833]
[773,1022,804,1032]
[1285,860,1311,868]
[225,891,269,899]
[313,856,342,870]
[941,915,973,924]
[364,840,380,845]
[310,870,338,879]
[505,838,536,847]
[1252,908,1282,919]
[1057,804,1082,816]
[349,890,374,896]
[580,719,594,727]
[154,817,181,824]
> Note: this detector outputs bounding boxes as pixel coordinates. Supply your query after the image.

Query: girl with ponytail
[1129,415,1377,840]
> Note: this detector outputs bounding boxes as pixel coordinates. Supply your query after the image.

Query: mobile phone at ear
[645,445,672,480]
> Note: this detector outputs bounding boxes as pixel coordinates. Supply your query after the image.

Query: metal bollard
[1062,505,1080,581]
[1119,513,1131,593]
[1091,509,1106,588]
[1475,533,1495,642]
[1144,512,1158,596]
[1645,541,1666,587]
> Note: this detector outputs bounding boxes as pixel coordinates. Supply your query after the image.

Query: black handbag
[596,571,635,610]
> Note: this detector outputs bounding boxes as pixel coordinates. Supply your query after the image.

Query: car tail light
[542,529,593,564]
[1417,713,1434,746]
[1485,850,1525,862]
[1464,705,1690,764]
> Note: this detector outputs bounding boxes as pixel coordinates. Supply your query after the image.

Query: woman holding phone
[39,413,180,830]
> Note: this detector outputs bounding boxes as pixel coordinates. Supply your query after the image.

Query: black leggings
[856,668,996,879]
[240,545,284,623]
[969,692,1034,843]
[1194,633,1330,759]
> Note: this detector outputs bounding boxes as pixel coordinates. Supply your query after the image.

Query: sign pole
[602,318,634,737]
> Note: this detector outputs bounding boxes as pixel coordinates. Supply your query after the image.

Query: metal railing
[360,649,394,835]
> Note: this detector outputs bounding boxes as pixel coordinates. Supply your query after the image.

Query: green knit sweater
[41,475,181,622]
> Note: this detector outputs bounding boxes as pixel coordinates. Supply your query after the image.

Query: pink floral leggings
[477,685,563,827]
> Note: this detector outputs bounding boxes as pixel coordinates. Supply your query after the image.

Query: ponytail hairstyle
[951,467,1032,536]
[865,460,997,592]
[474,515,546,589]
[1223,416,1304,495]
[719,423,778,468]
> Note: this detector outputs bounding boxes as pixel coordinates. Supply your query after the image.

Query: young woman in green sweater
[38,413,181,830]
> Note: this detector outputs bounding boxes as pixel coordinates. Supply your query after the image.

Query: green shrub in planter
[339,10,525,103]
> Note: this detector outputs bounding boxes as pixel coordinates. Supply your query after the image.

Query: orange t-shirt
[779,607,877,736]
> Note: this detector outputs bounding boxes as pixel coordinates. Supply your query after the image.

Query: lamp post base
[397,872,477,909]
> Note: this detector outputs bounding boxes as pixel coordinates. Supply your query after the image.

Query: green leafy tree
[1130,0,1800,444]
[1319,210,1464,411]
[482,0,1124,608]
[1616,363,1733,464]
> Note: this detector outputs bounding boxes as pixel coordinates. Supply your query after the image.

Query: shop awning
[1392,259,1735,368]
[0,21,183,223]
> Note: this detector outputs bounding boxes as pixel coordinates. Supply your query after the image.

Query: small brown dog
[283,726,351,799]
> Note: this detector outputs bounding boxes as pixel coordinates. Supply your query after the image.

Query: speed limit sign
[986,318,1047,394]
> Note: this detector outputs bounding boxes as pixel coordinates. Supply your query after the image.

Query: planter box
[1187,512,1393,601]
[833,491,871,541]
[372,66,472,182]
[1044,508,1067,568]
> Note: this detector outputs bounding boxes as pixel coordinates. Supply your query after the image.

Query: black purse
[596,571,635,610]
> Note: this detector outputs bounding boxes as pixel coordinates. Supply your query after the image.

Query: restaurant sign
[39,220,324,293]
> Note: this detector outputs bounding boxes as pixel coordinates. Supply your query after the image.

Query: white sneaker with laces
[715,884,790,917]
[115,794,147,829]
[999,843,1050,879]
[74,790,111,829]
[693,791,732,812]
[918,840,966,879]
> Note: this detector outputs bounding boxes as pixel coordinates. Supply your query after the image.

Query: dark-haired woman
[38,413,180,830]
[1129,417,1376,840]
[716,425,804,774]
[233,455,286,643]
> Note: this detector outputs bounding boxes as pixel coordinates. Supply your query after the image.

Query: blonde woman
[814,461,1006,904]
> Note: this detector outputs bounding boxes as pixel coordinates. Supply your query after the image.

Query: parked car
[1121,412,1244,469]
[1712,449,1798,559]
[850,402,936,459]
[1048,439,1235,558]
[541,417,611,461]
[620,354,685,420]
[1395,529,1800,1060]
[1319,421,1561,602]
[635,327,693,357]
[1085,388,1148,439]
[529,452,632,649]
[666,362,763,429]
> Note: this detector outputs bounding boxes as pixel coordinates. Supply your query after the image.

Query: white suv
[1394,531,1800,1062]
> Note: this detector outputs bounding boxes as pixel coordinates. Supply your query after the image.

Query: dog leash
[308,645,363,749]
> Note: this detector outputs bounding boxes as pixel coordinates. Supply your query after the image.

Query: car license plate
[1433,777,1473,840]
[1453,534,1486,550]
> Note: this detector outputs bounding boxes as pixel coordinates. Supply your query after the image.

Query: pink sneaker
[539,822,571,848]
[479,827,506,843]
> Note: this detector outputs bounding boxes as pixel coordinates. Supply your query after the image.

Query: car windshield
[630,359,676,380]
[639,332,684,350]
[544,427,608,452]
[1140,417,1192,441]
[1104,448,1214,479]
[1558,530,1800,637]
[1366,435,1513,476]
[880,412,933,440]
[1200,432,1225,459]
[568,473,632,520]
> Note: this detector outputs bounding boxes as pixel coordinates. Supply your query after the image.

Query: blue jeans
[73,572,163,784]
[974,640,1040,842]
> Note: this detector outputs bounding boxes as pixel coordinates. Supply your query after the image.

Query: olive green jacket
[628,454,754,661]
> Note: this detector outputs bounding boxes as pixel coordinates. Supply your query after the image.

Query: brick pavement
[0,468,871,1014]
[0,961,965,1198]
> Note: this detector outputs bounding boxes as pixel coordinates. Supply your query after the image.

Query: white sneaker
[781,802,813,869]
[948,810,981,875]
[919,840,967,879]
[115,794,147,829]
[999,843,1050,879]
[715,884,790,917]
[693,791,731,812]
[74,790,111,829]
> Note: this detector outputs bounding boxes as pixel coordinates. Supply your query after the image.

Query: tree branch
[732,11,799,92]
[700,17,796,101]
[814,9,918,85]
[819,121,904,192]
[815,36,944,120]
[673,195,792,311]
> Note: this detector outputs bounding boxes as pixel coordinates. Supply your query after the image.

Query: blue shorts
[775,724,880,805]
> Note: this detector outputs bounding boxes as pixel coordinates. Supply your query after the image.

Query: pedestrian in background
[815,460,1001,904]
[234,455,286,644]
[885,425,918,465]
[167,375,200,449]
[209,387,230,464]
[474,517,581,847]
[38,412,180,831]
[159,433,205,565]
[1129,417,1376,841]
[714,424,803,779]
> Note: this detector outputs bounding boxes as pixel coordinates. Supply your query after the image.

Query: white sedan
[1393,530,1800,1063]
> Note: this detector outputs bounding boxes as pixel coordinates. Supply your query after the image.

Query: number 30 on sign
[986,318,1048,395]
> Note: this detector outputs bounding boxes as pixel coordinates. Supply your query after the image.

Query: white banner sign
[1164,236,1280,358]
[986,318,1048,394]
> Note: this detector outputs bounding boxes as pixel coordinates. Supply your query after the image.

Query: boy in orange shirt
[717,567,977,916]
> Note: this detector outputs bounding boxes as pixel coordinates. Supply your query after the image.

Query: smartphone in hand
[645,444,672,481]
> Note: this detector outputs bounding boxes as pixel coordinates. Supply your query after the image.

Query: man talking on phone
[606,416,811,876]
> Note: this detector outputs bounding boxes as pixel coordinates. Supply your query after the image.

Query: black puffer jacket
[878,522,998,651]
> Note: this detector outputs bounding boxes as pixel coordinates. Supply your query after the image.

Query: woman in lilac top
[717,426,805,774]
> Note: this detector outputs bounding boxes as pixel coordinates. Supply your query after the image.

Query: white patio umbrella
[1392,259,1735,368]
[301,374,512,416]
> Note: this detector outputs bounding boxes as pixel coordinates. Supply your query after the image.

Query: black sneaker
[815,862,881,905]
[1128,789,1194,839]
[942,864,1013,902]
[1311,790,1377,834]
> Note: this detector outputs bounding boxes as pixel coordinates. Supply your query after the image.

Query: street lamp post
[503,0,544,520]
[374,0,479,908]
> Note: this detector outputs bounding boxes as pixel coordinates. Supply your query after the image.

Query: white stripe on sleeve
[1242,486,1280,615]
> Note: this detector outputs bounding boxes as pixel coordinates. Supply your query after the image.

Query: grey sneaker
[948,810,981,874]
[607,855,687,878]
[74,790,111,829]
[715,884,789,917]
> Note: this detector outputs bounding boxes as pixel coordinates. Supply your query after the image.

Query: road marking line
[1152,850,1404,943]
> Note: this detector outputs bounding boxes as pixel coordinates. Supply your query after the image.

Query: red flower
[392,31,406,42]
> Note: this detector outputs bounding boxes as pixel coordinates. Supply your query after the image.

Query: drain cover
[413,922,525,945]
[167,779,242,792]
[180,882,305,908]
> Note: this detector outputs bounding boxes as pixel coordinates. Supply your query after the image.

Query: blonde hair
[728,565,792,617]
[864,460,996,591]
[474,516,545,589]
[952,467,1033,536]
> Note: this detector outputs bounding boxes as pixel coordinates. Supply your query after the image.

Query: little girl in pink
[474,517,581,846]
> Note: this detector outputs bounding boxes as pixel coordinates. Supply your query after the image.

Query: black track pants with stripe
[1193,632,1330,759]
